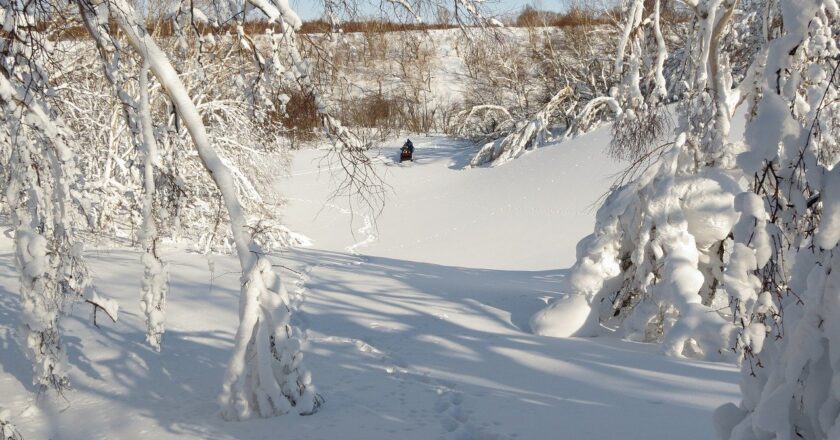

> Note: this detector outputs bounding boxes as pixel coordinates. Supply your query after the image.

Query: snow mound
[530,294,592,337]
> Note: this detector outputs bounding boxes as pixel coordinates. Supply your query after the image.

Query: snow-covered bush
[454,105,515,140]
[530,138,742,359]
[0,10,118,390]
[533,0,840,437]
[530,0,768,360]
[714,1,840,438]
[470,87,574,167]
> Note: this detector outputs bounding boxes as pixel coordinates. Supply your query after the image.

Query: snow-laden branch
[137,60,168,351]
[383,0,421,22]
[0,409,23,440]
[565,96,622,138]
[1,63,118,392]
[247,0,302,29]
[97,0,319,419]
[470,86,572,167]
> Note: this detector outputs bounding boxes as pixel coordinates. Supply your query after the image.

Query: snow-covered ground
[0,131,739,439]
[284,130,619,270]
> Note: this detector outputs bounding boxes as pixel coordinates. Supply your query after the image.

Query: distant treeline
[514,5,618,27]
[50,20,457,40]
[47,6,637,41]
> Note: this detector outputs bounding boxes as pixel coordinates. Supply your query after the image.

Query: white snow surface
[286,130,622,271]
[0,132,738,439]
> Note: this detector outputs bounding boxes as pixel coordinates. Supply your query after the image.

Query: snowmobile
[399,144,414,162]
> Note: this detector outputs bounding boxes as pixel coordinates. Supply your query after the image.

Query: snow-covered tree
[531,0,840,436]
[714,1,840,438]
[0,8,119,391]
[470,86,575,166]
[531,0,751,360]
[75,0,324,418]
[0,0,322,415]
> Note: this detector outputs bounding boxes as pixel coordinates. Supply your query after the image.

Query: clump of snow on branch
[0,408,23,440]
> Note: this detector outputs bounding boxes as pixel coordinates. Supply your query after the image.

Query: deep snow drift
[0,131,738,439]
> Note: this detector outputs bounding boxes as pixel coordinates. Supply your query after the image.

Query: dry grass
[515,6,616,28]
[47,7,641,42]
[48,18,463,41]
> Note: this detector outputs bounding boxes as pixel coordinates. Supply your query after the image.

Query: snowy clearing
[0,132,738,439]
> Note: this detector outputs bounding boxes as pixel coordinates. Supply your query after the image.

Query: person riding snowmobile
[400,139,414,162]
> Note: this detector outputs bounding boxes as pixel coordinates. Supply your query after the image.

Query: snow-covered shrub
[454,105,515,140]
[57,23,294,254]
[531,0,764,360]
[714,1,840,438]
[470,87,574,167]
[530,138,741,359]
[0,8,118,390]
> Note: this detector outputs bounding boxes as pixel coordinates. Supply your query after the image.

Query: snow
[529,294,592,338]
[678,173,738,249]
[287,130,620,271]
[817,166,840,249]
[0,130,739,438]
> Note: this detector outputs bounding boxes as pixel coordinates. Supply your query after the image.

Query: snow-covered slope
[0,132,738,439]
[282,129,621,270]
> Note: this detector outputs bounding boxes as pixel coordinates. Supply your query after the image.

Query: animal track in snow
[434,386,505,440]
